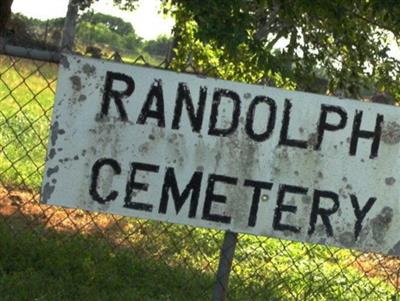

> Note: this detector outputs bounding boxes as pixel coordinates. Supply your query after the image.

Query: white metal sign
[42,54,400,256]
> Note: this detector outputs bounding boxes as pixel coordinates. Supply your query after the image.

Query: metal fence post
[212,231,238,301]
[61,0,78,51]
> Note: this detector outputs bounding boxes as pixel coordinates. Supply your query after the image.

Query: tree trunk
[0,0,13,35]
[61,0,78,51]
[166,28,179,68]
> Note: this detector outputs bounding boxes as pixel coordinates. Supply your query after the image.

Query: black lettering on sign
[244,179,273,227]
[172,83,207,133]
[349,111,383,159]
[101,72,134,121]
[202,174,237,224]
[245,96,277,142]
[273,184,308,233]
[208,88,241,137]
[89,158,121,204]
[350,194,376,240]
[279,99,308,149]
[158,167,203,218]
[308,190,339,237]
[315,105,347,150]
[137,79,165,127]
[124,162,159,212]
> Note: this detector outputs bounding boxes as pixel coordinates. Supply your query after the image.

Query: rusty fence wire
[0,40,400,300]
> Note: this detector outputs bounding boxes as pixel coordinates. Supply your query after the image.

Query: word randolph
[100,71,383,158]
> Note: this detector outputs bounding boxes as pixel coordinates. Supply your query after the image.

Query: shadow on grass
[0,214,281,301]
[0,217,216,301]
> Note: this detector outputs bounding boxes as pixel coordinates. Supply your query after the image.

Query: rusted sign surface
[42,54,400,256]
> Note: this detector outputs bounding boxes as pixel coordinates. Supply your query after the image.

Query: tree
[71,1,139,51]
[76,13,142,52]
[143,35,172,57]
[73,0,138,11]
[165,0,400,100]
[80,12,134,36]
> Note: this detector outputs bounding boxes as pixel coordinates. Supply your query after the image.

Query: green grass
[0,55,56,189]
[0,215,396,301]
[0,220,215,301]
[0,55,398,300]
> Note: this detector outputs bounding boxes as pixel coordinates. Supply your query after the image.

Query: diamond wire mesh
[0,50,399,300]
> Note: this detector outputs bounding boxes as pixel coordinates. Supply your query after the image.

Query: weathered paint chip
[41,182,55,204]
[70,75,82,91]
[382,121,400,144]
[48,148,56,159]
[82,64,96,76]
[60,55,70,69]
[385,177,396,186]
[46,165,59,177]
[371,207,393,244]
[51,121,60,146]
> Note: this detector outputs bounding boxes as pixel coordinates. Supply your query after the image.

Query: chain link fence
[0,8,400,301]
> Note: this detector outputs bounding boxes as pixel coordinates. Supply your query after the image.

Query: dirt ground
[0,187,134,245]
[0,186,399,288]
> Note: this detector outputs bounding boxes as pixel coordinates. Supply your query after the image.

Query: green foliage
[80,12,134,36]
[73,0,138,11]
[9,12,144,54]
[166,0,400,99]
[9,14,64,34]
[77,21,122,47]
[76,20,142,52]
[168,10,296,89]
[143,35,172,57]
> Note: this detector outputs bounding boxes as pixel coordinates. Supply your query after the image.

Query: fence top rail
[0,40,60,63]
